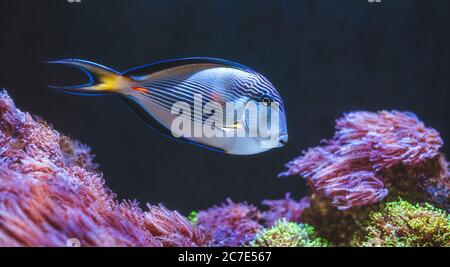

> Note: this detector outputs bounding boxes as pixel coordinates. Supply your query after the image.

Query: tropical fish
[47,57,288,155]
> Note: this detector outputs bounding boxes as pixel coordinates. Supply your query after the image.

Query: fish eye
[260,95,273,106]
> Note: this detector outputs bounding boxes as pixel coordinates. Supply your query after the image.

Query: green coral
[301,193,374,246]
[188,210,198,224]
[250,219,331,247]
[352,199,450,247]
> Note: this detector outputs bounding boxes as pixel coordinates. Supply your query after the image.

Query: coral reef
[352,199,450,247]
[0,90,208,247]
[300,194,374,246]
[280,111,447,211]
[261,193,310,227]
[250,219,330,247]
[0,91,448,247]
[194,194,312,246]
[280,110,450,246]
[196,199,263,247]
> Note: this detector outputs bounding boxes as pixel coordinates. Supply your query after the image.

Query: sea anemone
[250,219,330,247]
[0,90,208,247]
[196,199,263,247]
[352,199,450,247]
[280,111,448,211]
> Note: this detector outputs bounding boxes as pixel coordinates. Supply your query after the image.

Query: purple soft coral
[196,199,263,247]
[261,193,311,226]
[280,111,445,210]
[0,90,208,247]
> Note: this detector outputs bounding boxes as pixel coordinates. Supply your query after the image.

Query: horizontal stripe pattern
[131,64,285,126]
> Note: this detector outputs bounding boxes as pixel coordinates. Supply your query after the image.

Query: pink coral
[261,193,310,226]
[280,111,446,211]
[0,90,208,247]
[196,199,263,247]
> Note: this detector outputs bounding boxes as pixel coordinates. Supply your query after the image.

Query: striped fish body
[48,58,288,155]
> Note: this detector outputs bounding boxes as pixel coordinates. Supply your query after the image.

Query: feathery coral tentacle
[280,110,448,211]
[0,90,207,247]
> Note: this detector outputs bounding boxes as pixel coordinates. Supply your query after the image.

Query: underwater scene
[0,0,449,251]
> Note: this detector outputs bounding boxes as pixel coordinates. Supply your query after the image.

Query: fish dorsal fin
[122,57,255,77]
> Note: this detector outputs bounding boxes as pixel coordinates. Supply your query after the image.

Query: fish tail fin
[46,59,131,95]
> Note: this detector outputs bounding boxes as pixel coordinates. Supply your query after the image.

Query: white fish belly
[125,89,234,151]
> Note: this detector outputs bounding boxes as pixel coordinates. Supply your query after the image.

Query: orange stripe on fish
[132,86,149,93]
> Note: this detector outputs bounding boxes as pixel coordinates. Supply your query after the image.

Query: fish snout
[277,135,288,147]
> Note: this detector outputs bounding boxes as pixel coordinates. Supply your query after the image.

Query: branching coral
[196,199,263,247]
[250,219,330,247]
[280,111,448,211]
[0,90,208,247]
[352,199,450,247]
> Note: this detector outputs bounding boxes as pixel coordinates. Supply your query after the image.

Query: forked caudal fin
[46,59,131,95]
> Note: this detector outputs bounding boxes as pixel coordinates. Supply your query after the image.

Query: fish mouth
[276,135,288,147]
